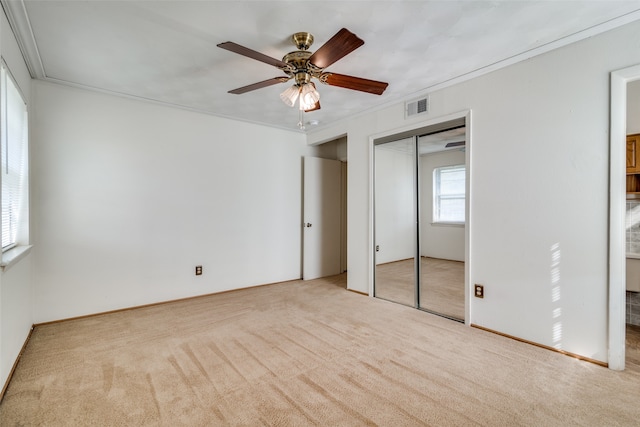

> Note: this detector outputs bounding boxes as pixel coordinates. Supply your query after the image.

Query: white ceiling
[5,1,640,132]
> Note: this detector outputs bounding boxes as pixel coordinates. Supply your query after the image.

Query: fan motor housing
[283,32,320,82]
[282,50,316,84]
[282,50,312,70]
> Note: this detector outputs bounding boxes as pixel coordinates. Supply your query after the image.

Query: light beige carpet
[2,274,640,426]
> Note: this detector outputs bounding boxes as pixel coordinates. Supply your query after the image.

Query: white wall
[374,143,414,264]
[308,20,640,363]
[0,9,34,391]
[420,150,465,261]
[31,81,311,322]
[0,253,33,387]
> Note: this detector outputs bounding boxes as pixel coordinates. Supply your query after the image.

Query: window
[433,165,465,224]
[1,64,28,250]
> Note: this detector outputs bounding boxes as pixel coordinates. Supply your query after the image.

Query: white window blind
[1,64,28,250]
[434,165,465,223]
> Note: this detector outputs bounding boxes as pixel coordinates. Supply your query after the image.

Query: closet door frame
[370,110,471,325]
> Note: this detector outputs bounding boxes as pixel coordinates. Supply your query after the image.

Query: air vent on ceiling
[405,96,429,118]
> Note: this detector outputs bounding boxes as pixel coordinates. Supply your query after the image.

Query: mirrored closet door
[417,129,466,321]
[373,137,417,307]
[374,120,467,322]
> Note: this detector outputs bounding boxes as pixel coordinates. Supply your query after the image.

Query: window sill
[431,222,465,228]
[1,245,33,272]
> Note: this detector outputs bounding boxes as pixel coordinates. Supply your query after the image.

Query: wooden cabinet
[628,134,640,195]
[628,134,640,173]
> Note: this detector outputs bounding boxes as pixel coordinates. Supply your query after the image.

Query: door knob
[305,223,312,227]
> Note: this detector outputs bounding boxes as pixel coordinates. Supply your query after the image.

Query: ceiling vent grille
[405,97,429,118]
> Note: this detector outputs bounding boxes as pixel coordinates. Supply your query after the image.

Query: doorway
[302,137,348,280]
[611,64,640,370]
[303,156,341,280]
[373,116,469,322]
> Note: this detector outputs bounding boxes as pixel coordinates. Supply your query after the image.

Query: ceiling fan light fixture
[280,84,300,107]
[300,82,320,105]
[299,94,316,111]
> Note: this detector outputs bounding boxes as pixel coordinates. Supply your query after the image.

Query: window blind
[1,65,28,250]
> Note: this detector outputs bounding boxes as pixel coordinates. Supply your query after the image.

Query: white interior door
[303,156,341,280]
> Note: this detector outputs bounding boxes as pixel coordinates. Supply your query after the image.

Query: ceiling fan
[217,28,388,113]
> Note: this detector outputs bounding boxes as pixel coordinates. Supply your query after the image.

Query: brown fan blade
[228,77,290,94]
[218,42,291,70]
[321,73,388,95]
[308,28,364,69]
[304,100,321,112]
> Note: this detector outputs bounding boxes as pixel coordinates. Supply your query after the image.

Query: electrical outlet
[474,284,484,298]
[195,265,203,276]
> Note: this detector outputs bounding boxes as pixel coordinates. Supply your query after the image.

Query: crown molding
[1,0,45,78]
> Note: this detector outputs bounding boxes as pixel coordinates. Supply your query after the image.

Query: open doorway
[610,64,640,370]
[302,137,347,281]
[625,80,640,371]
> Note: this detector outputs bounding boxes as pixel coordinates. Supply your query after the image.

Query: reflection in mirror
[374,138,416,307]
[418,129,466,321]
